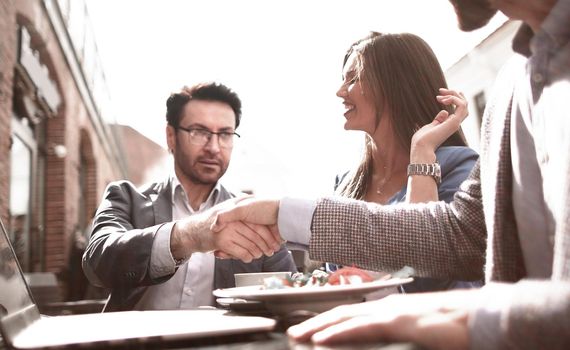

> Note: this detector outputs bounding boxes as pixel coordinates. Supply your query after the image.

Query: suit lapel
[480,60,527,282]
[152,178,173,225]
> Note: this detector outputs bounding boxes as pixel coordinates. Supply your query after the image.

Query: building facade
[113,124,170,188]
[0,0,128,297]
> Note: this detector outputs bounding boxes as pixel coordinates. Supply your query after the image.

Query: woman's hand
[410,88,469,163]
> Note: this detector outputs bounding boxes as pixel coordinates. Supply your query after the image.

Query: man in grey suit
[213,0,570,348]
[83,82,296,312]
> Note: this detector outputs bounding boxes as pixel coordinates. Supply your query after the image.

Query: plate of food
[213,267,413,314]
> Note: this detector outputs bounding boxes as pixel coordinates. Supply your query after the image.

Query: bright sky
[85,0,506,197]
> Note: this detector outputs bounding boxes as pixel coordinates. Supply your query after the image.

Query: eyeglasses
[176,126,240,148]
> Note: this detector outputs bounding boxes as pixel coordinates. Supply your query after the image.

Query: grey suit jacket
[82,178,296,312]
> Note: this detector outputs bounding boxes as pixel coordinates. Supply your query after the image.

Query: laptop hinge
[1,304,41,344]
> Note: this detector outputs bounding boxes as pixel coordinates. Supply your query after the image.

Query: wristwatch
[407,162,441,185]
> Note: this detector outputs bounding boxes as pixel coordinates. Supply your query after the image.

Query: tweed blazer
[83,178,296,312]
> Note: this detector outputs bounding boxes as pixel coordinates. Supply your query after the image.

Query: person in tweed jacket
[213,0,570,348]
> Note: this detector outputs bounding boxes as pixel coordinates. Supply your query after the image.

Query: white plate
[213,277,413,314]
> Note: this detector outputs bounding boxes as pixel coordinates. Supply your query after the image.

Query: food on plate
[328,266,374,285]
[263,267,374,289]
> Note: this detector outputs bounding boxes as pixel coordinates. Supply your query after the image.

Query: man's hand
[209,197,282,260]
[212,197,280,236]
[210,221,279,262]
[288,290,479,350]
[170,198,281,263]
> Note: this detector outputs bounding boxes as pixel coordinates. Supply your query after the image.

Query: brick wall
[1,0,124,281]
[1,0,163,301]
[44,108,67,271]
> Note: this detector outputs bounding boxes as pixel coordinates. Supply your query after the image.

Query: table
[153,309,426,350]
[164,332,425,350]
[0,309,425,350]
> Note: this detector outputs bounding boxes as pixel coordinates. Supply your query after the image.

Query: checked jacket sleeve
[309,161,486,281]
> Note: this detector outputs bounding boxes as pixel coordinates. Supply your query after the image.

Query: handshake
[169,197,284,263]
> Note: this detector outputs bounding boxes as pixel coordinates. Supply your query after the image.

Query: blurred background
[0,0,517,306]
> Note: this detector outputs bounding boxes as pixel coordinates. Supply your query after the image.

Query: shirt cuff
[278,197,316,249]
[149,222,177,279]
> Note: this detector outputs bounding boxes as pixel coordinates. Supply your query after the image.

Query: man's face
[168,100,236,185]
[449,0,499,31]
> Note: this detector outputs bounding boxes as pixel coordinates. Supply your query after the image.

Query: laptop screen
[0,218,35,320]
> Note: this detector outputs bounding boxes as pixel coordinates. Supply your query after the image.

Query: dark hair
[165,82,242,128]
[339,32,467,199]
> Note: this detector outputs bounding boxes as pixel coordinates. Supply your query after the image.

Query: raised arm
[407,88,470,203]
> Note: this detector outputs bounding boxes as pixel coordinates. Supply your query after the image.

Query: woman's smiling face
[336,52,378,135]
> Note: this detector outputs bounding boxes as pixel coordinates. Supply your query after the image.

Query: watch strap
[407,162,441,185]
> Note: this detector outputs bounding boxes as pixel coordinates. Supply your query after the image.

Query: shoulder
[104,179,167,199]
[104,180,138,195]
[435,147,478,202]
[436,146,478,169]
[435,146,479,177]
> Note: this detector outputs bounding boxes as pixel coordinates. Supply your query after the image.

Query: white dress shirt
[134,175,222,310]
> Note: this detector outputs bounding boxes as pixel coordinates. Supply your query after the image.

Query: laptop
[0,218,276,349]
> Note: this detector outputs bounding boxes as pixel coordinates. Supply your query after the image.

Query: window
[9,116,41,272]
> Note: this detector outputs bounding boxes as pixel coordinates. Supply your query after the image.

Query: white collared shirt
[134,175,223,310]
